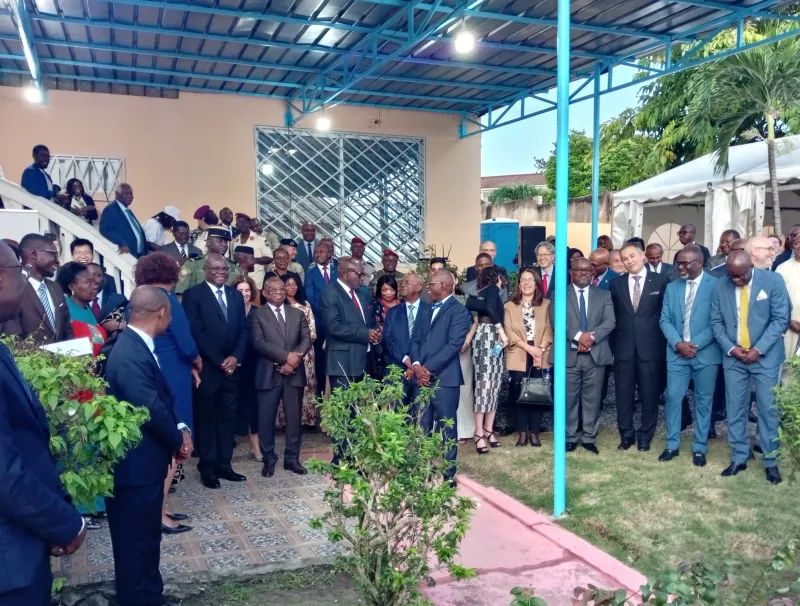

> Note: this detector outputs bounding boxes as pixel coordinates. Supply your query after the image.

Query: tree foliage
[488,184,552,204]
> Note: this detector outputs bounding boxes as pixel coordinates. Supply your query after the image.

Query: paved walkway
[57,434,645,605]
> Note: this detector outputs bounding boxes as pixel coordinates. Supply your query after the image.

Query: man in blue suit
[588,248,619,291]
[305,242,338,396]
[296,222,319,271]
[711,250,790,484]
[411,270,471,485]
[105,286,192,606]
[99,182,147,258]
[658,245,721,466]
[20,144,68,207]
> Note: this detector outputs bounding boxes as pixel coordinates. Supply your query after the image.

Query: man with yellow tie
[710,249,790,484]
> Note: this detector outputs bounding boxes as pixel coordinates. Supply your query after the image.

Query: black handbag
[517,367,553,406]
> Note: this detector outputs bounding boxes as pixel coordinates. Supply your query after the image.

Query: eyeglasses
[33,248,59,256]
[675,260,699,267]
[518,278,536,284]
[344,269,365,278]
[572,268,593,274]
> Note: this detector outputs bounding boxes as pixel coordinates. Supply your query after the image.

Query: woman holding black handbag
[504,268,553,447]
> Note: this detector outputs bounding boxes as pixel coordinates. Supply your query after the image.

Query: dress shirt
[176,243,190,258]
[39,168,53,193]
[268,303,285,323]
[28,276,54,319]
[627,267,649,304]
[430,294,453,323]
[206,281,228,308]
[592,269,608,287]
[731,283,750,355]
[117,201,144,253]
[650,262,664,274]
[572,283,590,342]
[401,299,421,365]
[684,272,703,305]
[301,239,315,259]
[540,265,553,293]
[142,218,167,246]
[337,279,365,323]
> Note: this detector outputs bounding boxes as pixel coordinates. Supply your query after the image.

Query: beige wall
[0,88,481,269]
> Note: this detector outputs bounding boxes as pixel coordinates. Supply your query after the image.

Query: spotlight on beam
[454,27,475,54]
[316,116,331,131]
[24,86,43,104]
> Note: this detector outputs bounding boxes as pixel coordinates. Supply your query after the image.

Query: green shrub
[488,184,552,205]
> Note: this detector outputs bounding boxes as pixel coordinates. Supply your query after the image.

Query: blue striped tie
[38,282,56,331]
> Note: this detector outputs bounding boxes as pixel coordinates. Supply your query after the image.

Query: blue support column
[553,0,570,519]
[591,62,601,248]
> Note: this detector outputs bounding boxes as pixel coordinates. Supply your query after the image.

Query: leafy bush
[488,184,553,205]
[775,357,800,482]
[306,368,476,606]
[4,336,149,511]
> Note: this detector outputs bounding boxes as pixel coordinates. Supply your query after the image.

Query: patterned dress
[469,284,505,414]
[276,302,318,427]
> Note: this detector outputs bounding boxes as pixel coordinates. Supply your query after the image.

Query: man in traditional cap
[350,236,375,289]
[232,212,272,288]
[233,245,255,274]
[176,227,242,295]
[370,249,405,291]
[190,205,218,248]
[266,239,306,281]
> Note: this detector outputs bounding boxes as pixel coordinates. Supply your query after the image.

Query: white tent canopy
[612,135,800,247]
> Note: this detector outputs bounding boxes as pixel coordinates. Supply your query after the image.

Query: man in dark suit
[645,243,675,277]
[160,221,202,265]
[563,257,615,454]
[711,250,789,484]
[411,270,471,484]
[182,253,249,488]
[20,144,68,207]
[384,274,429,403]
[2,233,73,345]
[610,242,670,451]
[672,224,711,266]
[296,222,319,271]
[105,286,192,606]
[534,241,556,299]
[0,240,85,605]
[305,242,338,396]
[707,229,741,269]
[99,183,147,258]
[588,248,619,291]
[772,224,800,270]
[86,263,127,325]
[250,277,312,477]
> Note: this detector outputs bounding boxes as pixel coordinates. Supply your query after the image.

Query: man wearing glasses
[176,227,242,296]
[746,235,777,270]
[533,241,556,299]
[1,233,73,345]
[672,224,711,266]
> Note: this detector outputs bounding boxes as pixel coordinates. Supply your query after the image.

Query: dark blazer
[564,285,615,367]
[99,292,127,321]
[673,245,710,266]
[0,344,83,593]
[321,281,377,377]
[466,264,507,283]
[533,265,561,299]
[1,279,73,345]
[20,164,56,199]
[296,239,319,271]
[99,202,147,258]
[410,296,471,387]
[182,282,249,374]
[383,300,430,369]
[249,303,312,389]
[650,262,675,276]
[103,273,118,297]
[160,241,202,263]
[609,269,669,362]
[106,329,184,486]
[306,265,338,335]
[593,268,619,291]
[773,249,791,271]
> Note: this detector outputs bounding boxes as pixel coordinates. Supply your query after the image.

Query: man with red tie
[534,241,556,300]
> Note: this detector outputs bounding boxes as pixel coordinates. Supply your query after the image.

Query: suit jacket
[460,279,508,303]
[650,262,675,276]
[306,265,338,331]
[673,245,710,266]
[1,279,73,345]
[106,329,184,486]
[562,285,615,367]
[383,300,430,369]
[710,268,790,369]
[660,272,722,366]
[20,164,55,199]
[182,283,249,375]
[609,269,669,362]
[773,249,791,271]
[411,296,471,387]
[0,344,82,593]
[533,265,562,299]
[506,298,553,371]
[466,265,507,283]
[99,292,127,321]
[321,281,377,377]
[160,241,202,263]
[249,303,311,389]
[103,273,118,297]
[593,268,619,291]
[296,239,319,271]
[99,201,147,258]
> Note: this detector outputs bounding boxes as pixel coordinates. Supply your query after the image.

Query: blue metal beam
[591,62,601,249]
[7,0,43,96]
[668,0,800,22]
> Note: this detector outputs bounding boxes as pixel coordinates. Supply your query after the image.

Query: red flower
[76,390,94,404]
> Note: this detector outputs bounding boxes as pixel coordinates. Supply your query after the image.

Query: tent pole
[591,62,601,248]
[553,0,570,520]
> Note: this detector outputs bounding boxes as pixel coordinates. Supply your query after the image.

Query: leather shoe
[753,443,763,454]
[637,442,651,452]
[658,449,679,462]
[261,459,277,477]
[161,523,192,535]
[708,426,717,439]
[692,452,707,467]
[582,443,599,455]
[217,469,247,482]
[766,467,782,485]
[284,460,308,475]
[565,441,577,452]
[201,475,220,489]
[721,462,747,477]
[618,439,634,450]
[166,513,189,522]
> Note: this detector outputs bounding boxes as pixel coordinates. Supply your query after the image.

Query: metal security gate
[255,127,425,264]
[49,155,125,200]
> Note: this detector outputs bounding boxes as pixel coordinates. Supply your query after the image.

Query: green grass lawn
[458,427,799,602]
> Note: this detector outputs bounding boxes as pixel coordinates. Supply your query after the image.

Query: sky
[481,66,647,176]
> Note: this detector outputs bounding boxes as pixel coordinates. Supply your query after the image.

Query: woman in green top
[56,262,107,357]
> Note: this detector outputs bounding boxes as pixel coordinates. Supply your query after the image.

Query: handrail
[0,177,136,293]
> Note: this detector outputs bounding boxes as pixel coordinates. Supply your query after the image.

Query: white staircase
[0,178,136,293]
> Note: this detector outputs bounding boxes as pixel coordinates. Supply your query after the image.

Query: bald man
[711,250,789,484]
[645,243,674,276]
[746,236,776,270]
[673,223,711,266]
[588,248,619,291]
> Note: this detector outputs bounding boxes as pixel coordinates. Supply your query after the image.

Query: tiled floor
[55,433,340,586]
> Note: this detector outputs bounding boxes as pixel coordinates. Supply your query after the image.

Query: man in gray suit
[563,257,615,453]
[159,221,202,264]
[250,277,312,477]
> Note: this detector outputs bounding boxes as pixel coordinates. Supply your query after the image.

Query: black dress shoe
[166,513,189,522]
[582,443,599,455]
[692,452,707,467]
[753,443,763,454]
[708,426,717,439]
[637,442,651,452]
[658,449,679,462]
[201,475,220,489]
[618,439,634,450]
[284,460,308,475]
[721,462,747,477]
[261,459,277,477]
[447,477,457,489]
[565,441,577,452]
[161,523,192,535]
[766,467,783,485]
[217,469,247,482]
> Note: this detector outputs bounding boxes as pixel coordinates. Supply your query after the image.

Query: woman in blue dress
[134,253,200,535]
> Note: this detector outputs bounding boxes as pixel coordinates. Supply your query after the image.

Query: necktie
[323,266,330,284]
[579,289,588,332]
[217,289,228,320]
[592,275,599,287]
[275,305,286,335]
[740,286,751,348]
[125,208,144,253]
[349,289,363,318]
[632,276,642,312]
[180,245,187,259]
[542,272,549,294]
[37,282,56,331]
[408,304,416,337]
[430,302,443,324]
[91,297,102,321]
[683,281,696,342]
[307,243,313,261]
[0,342,33,401]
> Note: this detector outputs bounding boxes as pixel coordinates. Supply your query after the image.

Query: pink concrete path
[423,476,647,606]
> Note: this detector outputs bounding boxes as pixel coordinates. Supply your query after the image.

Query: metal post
[339,135,346,253]
[553,0,570,519]
[591,62,601,248]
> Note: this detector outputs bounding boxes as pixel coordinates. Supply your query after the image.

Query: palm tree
[686,22,800,237]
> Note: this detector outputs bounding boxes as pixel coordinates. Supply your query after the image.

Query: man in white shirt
[645,243,674,276]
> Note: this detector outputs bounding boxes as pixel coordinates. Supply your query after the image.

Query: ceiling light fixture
[454,21,475,54]
[24,86,43,104]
